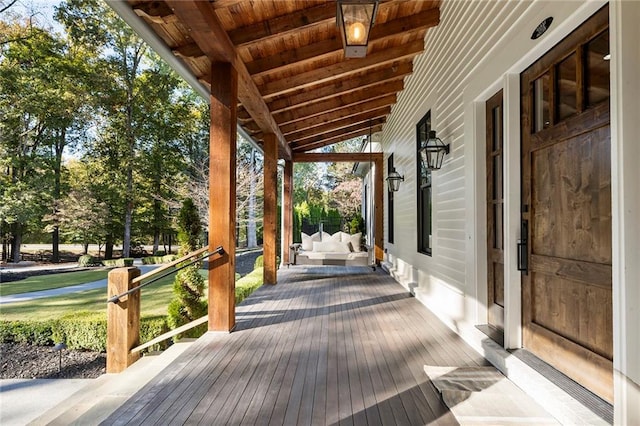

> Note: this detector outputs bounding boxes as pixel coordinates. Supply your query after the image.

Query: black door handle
[517,220,528,274]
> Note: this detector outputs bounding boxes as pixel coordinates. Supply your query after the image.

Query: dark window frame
[387,154,395,244]
[417,111,432,256]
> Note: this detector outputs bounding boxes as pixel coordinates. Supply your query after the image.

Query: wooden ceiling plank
[173,42,205,59]
[132,2,177,23]
[246,8,438,78]
[292,125,384,153]
[165,0,291,159]
[285,107,391,140]
[267,61,412,114]
[293,152,384,163]
[279,96,397,135]
[227,2,336,47]
[261,40,425,98]
[290,117,386,149]
[274,86,400,126]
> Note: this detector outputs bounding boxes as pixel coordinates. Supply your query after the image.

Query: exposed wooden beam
[292,125,384,153]
[293,152,384,163]
[260,39,425,98]
[132,2,177,24]
[173,42,205,59]
[208,61,237,332]
[374,156,384,264]
[290,117,386,150]
[280,95,396,135]
[165,0,291,160]
[285,107,391,141]
[282,160,293,265]
[263,133,278,285]
[274,82,402,126]
[246,8,438,78]
[227,2,336,47]
[266,61,412,114]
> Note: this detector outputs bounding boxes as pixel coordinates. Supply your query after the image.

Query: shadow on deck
[105,266,490,425]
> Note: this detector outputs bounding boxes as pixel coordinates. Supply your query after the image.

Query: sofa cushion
[301,232,318,251]
[328,232,344,242]
[345,232,362,252]
[312,240,351,253]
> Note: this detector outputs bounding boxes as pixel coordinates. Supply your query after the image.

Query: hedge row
[102,258,134,267]
[141,254,178,265]
[0,312,169,352]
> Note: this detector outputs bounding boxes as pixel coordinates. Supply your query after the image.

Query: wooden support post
[209,62,237,331]
[374,157,384,264]
[107,267,141,373]
[282,160,293,265]
[263,133,278,284]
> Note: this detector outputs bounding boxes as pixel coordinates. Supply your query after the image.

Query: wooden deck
[105,266,489,425]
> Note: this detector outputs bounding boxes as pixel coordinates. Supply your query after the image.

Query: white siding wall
[382,0,533,329]
[381,0,638,420]
[382,0,608,331]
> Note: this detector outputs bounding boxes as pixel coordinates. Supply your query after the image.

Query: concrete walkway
[0,265,156,305]
[0,379,93,426]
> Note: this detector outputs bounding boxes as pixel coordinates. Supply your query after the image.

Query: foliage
[349,214,366,235]
[141,254,177,265]
[102,258,134,267]
[254,255,264,268]
[167,198,207,338]
[78,254,100,267]
[235,267,264,305]
[0,314,169,352]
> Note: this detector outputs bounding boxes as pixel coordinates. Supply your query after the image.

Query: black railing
[107,245,224,304]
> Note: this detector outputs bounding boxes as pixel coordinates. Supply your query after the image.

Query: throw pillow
[346,232,362,252]
[301,232,313,251]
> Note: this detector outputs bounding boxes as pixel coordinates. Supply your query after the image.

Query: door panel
[486,90,504,333]
[521,5,612,402]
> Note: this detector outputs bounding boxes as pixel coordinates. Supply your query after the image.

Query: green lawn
[0,270,109,296]
[0,269,209,321]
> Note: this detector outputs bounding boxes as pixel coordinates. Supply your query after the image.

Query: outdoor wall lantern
[386,171,404,192]
[419,130,450,170]
[336,0,379,58]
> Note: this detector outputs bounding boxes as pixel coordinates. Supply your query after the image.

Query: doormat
[424,365,559,425]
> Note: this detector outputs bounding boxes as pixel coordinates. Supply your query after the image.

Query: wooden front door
[486,90,504,335]
[521,6,612,402]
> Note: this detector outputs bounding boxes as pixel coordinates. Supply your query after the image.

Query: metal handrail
[107,245,224,304]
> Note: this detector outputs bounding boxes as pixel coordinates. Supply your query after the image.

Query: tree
[57,0,148,258]
[167,198,207,338]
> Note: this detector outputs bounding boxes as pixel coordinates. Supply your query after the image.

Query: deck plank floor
[105,266,490,425]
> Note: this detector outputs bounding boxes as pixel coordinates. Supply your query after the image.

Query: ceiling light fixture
[337,0,379,58]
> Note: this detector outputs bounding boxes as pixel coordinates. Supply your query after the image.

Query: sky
[2,0,62,33]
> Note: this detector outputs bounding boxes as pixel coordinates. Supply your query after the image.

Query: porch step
[28,339,196,426]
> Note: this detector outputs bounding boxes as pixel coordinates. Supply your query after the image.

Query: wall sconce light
[419,130,450,170]
[386,170,404,192]
[336,0,379,58]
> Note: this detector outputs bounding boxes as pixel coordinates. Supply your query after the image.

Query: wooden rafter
[260,40,425,99]
[273,80,403,126]
[245,8,438,79]
[163,0,291,159]
[292,125,384,153]
[123,0,440,156]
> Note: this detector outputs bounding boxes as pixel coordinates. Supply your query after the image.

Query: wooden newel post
[107,267,141,373]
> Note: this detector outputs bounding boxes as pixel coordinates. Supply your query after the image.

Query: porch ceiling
[125,0,440,159]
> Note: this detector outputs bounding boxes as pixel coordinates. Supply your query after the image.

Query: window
[387,154,395,244]
[417,112,432,255]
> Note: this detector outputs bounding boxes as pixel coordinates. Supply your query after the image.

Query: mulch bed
[0,343,106,379]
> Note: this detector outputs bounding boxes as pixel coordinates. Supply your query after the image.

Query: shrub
[0,320,55,346]
[254,255,264,268]
[235,267,264,305]
[102,258,134,268]
[78,254,99,267]
[168,198,207,339]
[141,254,177,265]
[154,250,166,256]
[0,314,170,352]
